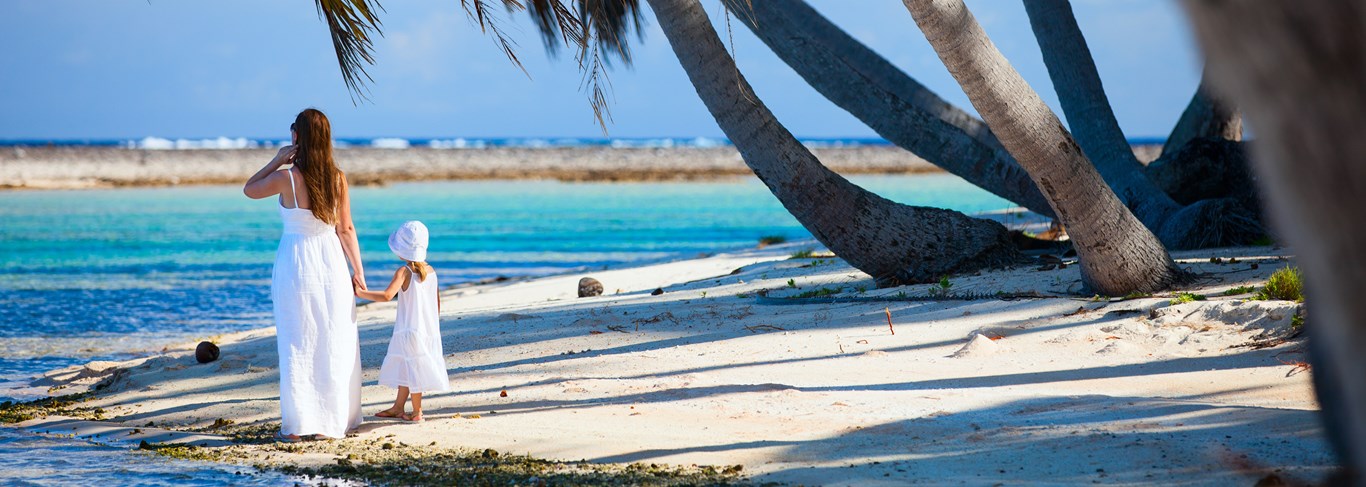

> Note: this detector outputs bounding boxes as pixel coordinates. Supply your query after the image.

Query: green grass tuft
[758,235,786,246]
[1170,292,1206,305]
[1257,267,1305,302]
[789,249,815,259]
[1222,286,1257,296]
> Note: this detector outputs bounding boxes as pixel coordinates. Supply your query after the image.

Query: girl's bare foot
[400,411,423,422]
[375,407,404,418]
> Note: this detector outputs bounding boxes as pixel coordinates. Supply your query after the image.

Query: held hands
[352,274,368,293]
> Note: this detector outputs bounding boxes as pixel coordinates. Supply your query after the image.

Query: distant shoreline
[0,144,1163,189]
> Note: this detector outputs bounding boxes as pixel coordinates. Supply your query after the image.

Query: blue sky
[0,0,1200,140]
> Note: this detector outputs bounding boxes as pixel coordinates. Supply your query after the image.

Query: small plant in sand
[1256,267,1305,302]
[789,249,815,259]
[786,278,797,288]
[758,235,786,247]
[928,276,953,297]
[1170,292,1207,305]
[1123,291,1152,300]
[1223,286,1258,296]
[855,285,868,293]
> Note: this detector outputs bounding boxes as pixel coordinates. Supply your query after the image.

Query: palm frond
[578,0,644,64]
[460,0,531,76]
[315,0,386,103]
[527,0,586,54]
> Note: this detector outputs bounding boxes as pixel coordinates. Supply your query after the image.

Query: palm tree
[727,0,1261,249]
[313,0,1021,286]
[1021,0,1262,249]
[1184,1,1366,479]
[638,0,1022,286]
[718,0,1054,218]
[902,0,1183,295]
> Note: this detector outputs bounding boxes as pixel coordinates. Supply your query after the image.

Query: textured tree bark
[1184,1,1366,480]
[646,0,1020,286]
[905,0,1182,295]
[721,0,1054,217]
[1022,0,1182,228]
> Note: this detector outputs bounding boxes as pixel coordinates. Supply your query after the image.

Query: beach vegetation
[1123,291,1152,300]
[793,287,841,299]
[789,249,816,259]
[758,235,786,246]
[928,276,953,297]
[1170,292,1206,305]
[1223,286,1257,296]
[1256,267,1304,302]
[855,285,868,293]
[786,278,796,288]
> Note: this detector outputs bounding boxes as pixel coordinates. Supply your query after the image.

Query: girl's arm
[356,266,408,302]
[334,174,367,291]
[243,146,296,199]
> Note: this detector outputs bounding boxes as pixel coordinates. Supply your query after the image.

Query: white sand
[19,242,1333,484]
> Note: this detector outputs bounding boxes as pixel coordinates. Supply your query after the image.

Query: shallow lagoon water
[0,174,1013,484]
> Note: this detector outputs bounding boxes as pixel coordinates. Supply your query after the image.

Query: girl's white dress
[271,169,362,438]
[378,268,450,393]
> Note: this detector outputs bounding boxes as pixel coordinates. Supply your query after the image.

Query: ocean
[0,175,1018,399]
[0,173,1015,485]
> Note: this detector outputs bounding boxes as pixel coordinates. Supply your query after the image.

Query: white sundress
[271,169,362,438]
[378,268,450,394]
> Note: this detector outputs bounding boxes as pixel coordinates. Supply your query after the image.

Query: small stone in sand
[651,287,664,296]
[578,277,604,297]
[195,341,220,364]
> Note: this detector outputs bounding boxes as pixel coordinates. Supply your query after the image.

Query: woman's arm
[243,146,296,199]
[334,174,367,290]
[356,266,408,302]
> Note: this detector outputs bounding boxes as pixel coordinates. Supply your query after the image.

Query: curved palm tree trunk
[1185,1,1366,478]
[720,0,1053,217]
[646,0,1019,286]
[904,0,1182,295]
[1163,72,1243,156]
[1022,0,1181,225]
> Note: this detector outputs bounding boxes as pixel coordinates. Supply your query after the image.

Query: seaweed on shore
[142,430,752,486]
[0,393,106,424]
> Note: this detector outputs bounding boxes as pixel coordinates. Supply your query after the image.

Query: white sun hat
[387,220,429,262]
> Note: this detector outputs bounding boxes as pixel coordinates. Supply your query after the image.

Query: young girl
[354,220,449,422]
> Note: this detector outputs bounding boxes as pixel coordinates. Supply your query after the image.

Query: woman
[244,108,366,441]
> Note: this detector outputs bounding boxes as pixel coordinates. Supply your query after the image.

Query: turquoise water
[0,175,1013,393]
[0,174,1012,485]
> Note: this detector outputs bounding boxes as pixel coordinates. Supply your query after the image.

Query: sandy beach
[9,240,1332,485]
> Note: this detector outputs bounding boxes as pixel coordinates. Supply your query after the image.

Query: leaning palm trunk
[720,0,1053,217]
[1163,72,1243,156]
[646,0,1019,286]
[1184,1,1366,479]
[904,0,1182,295]
[1022,0,1179,221]
[1021,0,1262,250]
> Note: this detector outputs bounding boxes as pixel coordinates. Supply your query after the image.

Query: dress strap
[286,168,300,208]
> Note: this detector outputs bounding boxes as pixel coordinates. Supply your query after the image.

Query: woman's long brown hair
[294,108,342,225]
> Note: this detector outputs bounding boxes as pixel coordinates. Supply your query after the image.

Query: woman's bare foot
[400,411,423,422]
[375,407,404,418]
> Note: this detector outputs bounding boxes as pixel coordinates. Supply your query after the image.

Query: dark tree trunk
[1184,1,1366,480]
[646,0,1020,286]
[720,0,1053,217]
[1163,72,1243,157]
